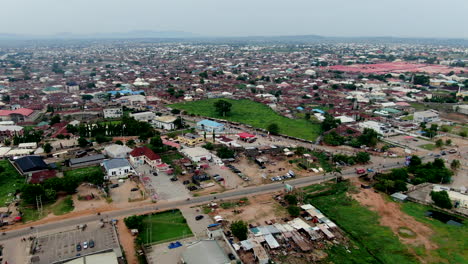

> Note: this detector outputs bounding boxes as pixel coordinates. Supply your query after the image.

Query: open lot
[31,222,120,264]
[136,164,190,201]
[64,165,102,178]
[139,210,193,245]
[0,160,24,206]
[170,98,321,141]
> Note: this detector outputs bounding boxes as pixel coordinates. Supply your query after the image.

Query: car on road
[131,188,139,192]
[434,154,441,158]
[153,172,158,176]
[195,215,204,221]
[183,180,190,185]
[89,240,95,248]
[83,241,88,249]
[366,168,374,172]
[76,244,82,251]
[170,177,178,181]
[110,184,119,188]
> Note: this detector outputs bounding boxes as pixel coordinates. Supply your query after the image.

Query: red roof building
[129,146,162,169]
[29,170,57,184]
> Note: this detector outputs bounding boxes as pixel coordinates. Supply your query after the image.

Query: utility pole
[36,196,43,218]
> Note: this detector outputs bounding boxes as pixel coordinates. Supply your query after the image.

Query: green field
[401,203,467,263]
[419,143,436,150]
[170,99,321,141]
[20,195,75,222]
[139,210,193,244]
[64,166,102,178]
[0,160,24,206]
[304,181,418,264]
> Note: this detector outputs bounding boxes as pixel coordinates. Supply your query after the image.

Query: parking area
[206,165,245,190]
[180,207,213,238]
[386,135,433,152]
[136,164,190,201]
[31,222,120,264]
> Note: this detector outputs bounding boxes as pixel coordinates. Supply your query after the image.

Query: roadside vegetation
[170,99,321,141]
[0,160,24,206]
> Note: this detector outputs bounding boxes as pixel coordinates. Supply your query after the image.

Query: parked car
[153,172,158,176]
[130,188,139,192]
[76,244,82,251]
[83,241,88,249]
[228,253,236,260]
[170,177,178,181]
[109,184,119,188]
[195,215,204,221]
[183,180,190,185]
[89,240,95,248]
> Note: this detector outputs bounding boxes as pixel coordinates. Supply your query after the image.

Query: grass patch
[401,115,414,121]
[305,181,417,264]
[139,210,193,244]
[401,203,468,263]
[64,166,102,178]
[51,196,74,215]
[160,152,184,164]
[170,98,321,141]
[419,143,436,151]
[0,160,25,206]
[410,103,430,111]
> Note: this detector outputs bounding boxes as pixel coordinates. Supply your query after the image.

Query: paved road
[0,161,406,242]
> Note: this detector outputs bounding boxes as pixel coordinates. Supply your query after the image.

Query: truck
[355,168,366,174]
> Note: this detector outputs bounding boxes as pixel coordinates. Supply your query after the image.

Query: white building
[102,158,135,179]
[181,147,212,162]
[153,115,177,130]
[130,111,156,122]
[414,110,439,123]
[358,120,393,136]
[103,108,123,119]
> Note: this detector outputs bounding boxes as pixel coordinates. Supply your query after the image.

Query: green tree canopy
[213,99,232,117]
[231,220,248,240]
[267,123,280,135]
[430,191,452,209]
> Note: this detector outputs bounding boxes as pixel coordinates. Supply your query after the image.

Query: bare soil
[350,179,437,252]
[116,218,138,264]
[212,193,287,224]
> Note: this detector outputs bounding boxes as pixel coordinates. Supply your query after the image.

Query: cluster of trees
[69,116,155,141]
[324,128,380,148]
[148,135,176,153]
[13,129,43,145]
[375,156,453,194]
[321,114,341,132]
[430,191,452,209]
[413,75,430,86]
[420,123,438,138]
[230,220,248,240]
[216,146,235,159]
[332,151,371,165]
[167,87,185,98]
[424,94,457,103]
[285,194,301,217]
[21,169,104,205]
[267,123,280,135]
[124,214,145,230]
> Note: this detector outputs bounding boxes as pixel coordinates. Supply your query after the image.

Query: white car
[83,241,88,249]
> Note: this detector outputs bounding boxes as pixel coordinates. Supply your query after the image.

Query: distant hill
[0,30,198,40]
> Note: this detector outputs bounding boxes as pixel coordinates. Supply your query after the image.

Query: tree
[450,159,461,171]
[1,95,10,103]
[171,109,180,114]
[213,100,232,117]
[430,191,452,209]
[95,134,110,144]
[321,114,341,132]
[409,155,422,167]
[413,75,430,86]
[126,139,136,147]
[115,140,123,145]
[445,139,452,146]
[231,220,248,240]
[304,113,311,120]
[267,123,280,135]
[284,194,298,205]
[323,131,345,146]
[49,115,61,126]
[43,143,52,153]
[287,205,301,217]
[21,184,45,205]
[435,139,444,148]
[357,128,380,147]
[459,131,467,138]
[82,94,94,101]
[217,146,235,159]
[174,116,184,129]
[78,137,88,148]
[124,215,144,230]
[355,152,370,164]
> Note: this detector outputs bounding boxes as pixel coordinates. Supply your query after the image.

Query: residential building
[181,147,212,162]
[153,115,177,130]
[0,108,34,122]
[103,108,123,119]
[69,154,106,168]
[413,110,439,123]
[130,111,156,122]
[102,159,135,179]
[129,146,162,169]
[0,125,23,137]
[14,156,49,175]
[196,120,225,132]
[177,133,204,146]
[104,144,133,158]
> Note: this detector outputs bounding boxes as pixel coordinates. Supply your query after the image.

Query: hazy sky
[2,0,467,38]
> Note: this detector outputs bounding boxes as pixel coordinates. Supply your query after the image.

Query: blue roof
[296,106,304,110]
[313,109,325,114]
[197,119,224,127]
[102,158,131,170]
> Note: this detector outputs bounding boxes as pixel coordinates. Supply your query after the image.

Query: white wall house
[103,108,123,119]
[153,115,177,130]
[130,111,156,122]
[414,110,439,123]
[102,158,135,180]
